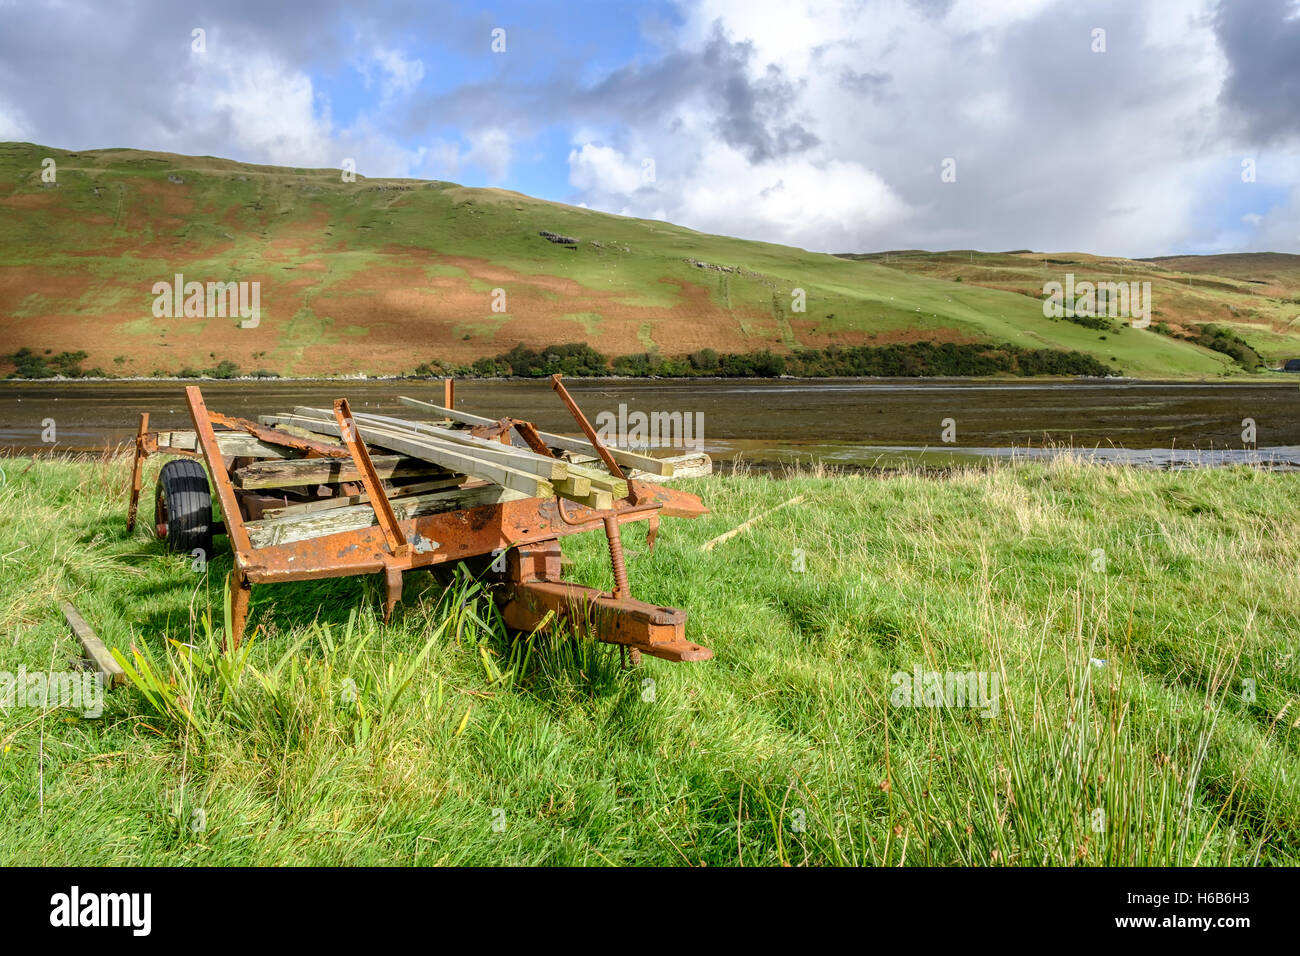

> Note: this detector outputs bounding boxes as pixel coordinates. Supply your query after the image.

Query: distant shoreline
[0,373,1287,386]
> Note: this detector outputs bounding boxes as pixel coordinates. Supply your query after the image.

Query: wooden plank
[303,410,615,507]
[323,409,570,481]
[233,453,446,489]
[627,452,712,482]
[350,410,547,458]
[61,601,125,688]
[245,483,528,548]
[259,477,467,519]
[267,413,555,499]
[210,411,350,459]
[397,396,674,477]
[158,430,299,460]
[260,421,345,446]
[554,474,591,498]
[569,451,711,482]
[560,459,629,498]
[565,488,613,511]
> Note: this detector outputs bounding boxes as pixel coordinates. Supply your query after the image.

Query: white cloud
[568,143,646,195]
[193,52,333,166]
[0,97,30,140]
[355,47,426,99]
[570,138,911,249]
[552,0,1266,254]
[169,42,426,177]
[463,128,512,181]
[428,127,514,183]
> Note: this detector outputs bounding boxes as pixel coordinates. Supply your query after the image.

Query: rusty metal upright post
[333,398,409,558]
[602,515,630,599]
[549,374,628,485]
[186,386,252,555]
[126,411,149,533]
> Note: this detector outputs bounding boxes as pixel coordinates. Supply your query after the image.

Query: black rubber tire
[155,459,214,558]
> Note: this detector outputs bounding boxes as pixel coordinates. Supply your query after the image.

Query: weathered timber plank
[233,454,446,489]
[245,483,527,547]
[559,460,629,498]
[572,451,712,482]
[259,477,468,519]
[269,413,554,499]
[309,409,570,481]
[554,475,592,498]
[157,430,299,460]
[397,396,673,476]
[61,601,125,688]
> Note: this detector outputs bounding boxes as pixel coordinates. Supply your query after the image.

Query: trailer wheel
[155,459,214,558]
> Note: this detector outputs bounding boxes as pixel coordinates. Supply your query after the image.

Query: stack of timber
[188,394,711,548]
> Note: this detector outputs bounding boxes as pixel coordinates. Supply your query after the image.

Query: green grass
[1,453,1297,865]
[2,142,1293,378]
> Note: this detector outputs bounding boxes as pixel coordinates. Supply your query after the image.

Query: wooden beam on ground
[700,495,806,552]
[397,395,674,477]
[61,601,125,688]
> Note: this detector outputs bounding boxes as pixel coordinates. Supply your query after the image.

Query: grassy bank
[0,143,1277,379]
[1,454,1297,865]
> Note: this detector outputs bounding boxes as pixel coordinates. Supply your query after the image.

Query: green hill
[2,142,1297,378]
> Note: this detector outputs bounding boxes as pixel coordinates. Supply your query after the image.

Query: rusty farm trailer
[125,377,713,662]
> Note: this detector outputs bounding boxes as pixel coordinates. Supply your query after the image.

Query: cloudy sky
[0,0,1297,256]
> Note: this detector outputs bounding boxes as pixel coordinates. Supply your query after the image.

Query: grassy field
[1,453,1298,865]
[3,142,1298,379]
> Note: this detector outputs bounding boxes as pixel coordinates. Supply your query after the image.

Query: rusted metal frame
[380,560,404,622]
[602,515,630,598]
[557,493,660,528]
[126,412,150,533]
[239,492,683,583]
[443,377,455,410]
[333,397,409,558]
[228,565,252,649]
[469,418,514,443]
[510,419,556,458]
[505,539,564,583]
[549,374,629,487]
[230,482,699,585]
[185,385,254,556]
[207,410,349,459]
[498,580,711,662]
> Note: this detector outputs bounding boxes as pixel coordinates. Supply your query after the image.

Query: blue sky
[0,0,1297,256]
